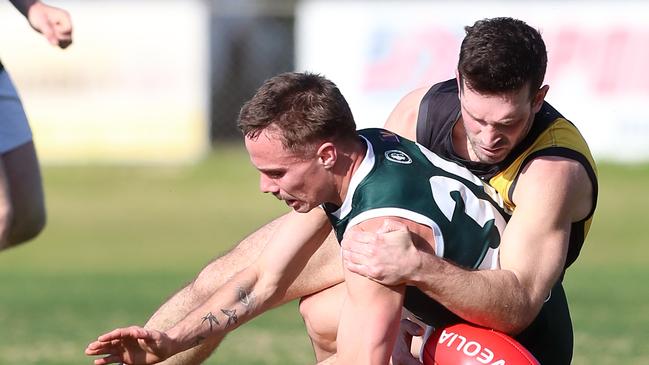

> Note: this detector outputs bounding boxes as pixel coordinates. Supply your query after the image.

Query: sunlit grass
[0,149,646,364]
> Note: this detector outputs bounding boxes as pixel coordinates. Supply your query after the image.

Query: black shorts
[515,282,573,364]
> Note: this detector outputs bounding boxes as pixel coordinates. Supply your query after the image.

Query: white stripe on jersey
[416,143,508,212]
[347,207,445,258]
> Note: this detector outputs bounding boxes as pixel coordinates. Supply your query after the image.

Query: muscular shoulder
[383,86,430,140]
[513,156,594,223]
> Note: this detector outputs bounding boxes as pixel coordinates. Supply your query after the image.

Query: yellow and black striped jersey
[415,79,597,364]
[417,79,597,270]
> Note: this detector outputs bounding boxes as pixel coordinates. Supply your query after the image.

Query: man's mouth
[479,144,506,155]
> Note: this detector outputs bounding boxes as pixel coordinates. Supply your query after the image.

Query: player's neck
[332,138,367,206]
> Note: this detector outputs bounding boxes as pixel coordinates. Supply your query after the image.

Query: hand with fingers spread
[391,318,425,365]
[85,326,178,365]
[342,219,426,286]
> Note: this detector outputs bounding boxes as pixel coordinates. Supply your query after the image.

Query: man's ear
[317,142,337,169]
[455,69,463,98]
[532,85,549,113]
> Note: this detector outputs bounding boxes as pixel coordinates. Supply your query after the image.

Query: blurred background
[0,0,647,364]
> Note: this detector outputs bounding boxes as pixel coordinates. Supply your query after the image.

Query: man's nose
[482,125,502,147]
[259,174,279,194]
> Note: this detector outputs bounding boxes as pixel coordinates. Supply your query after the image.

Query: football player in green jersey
[117,17,595,365]
[87,72,508,365]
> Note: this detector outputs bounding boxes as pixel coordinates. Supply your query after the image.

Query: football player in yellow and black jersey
[136,17,596,365]
[343,17,597,364]
[87,72,512,365]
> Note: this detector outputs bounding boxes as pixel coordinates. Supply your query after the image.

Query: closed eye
[263,170,285,179]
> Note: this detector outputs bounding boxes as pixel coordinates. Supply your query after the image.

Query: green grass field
[0,146,647,364]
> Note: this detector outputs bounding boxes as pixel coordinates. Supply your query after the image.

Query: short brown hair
[238,72,357,154]
[458,17,547,98]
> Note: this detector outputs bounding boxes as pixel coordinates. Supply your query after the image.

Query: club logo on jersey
[385,150,412,164]
[379,130,400,143]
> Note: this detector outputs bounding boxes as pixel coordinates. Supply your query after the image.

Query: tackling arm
[379,90,594,333]
[361,157,593,334]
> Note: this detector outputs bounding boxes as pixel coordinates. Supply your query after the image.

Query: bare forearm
[165,269,279,355]
[163,219,321,354]
[412,255,534,334]
[145,284,198,332]
[145,255,253,332]
[145,214,287,332]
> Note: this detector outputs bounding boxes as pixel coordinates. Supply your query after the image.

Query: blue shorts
[0,69,32,154]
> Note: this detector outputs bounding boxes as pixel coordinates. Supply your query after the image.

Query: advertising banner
[297,0,649,161]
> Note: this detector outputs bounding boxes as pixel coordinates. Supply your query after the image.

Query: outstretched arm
[86,209,333,364]
[9,0,72,48]
[144,213,342,365]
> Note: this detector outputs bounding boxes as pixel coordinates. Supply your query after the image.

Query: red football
[422,323,540,365]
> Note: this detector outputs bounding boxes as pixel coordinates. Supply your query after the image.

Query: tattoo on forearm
[201,312,219,332]
[221,309,238,327]
[238,287,254,307]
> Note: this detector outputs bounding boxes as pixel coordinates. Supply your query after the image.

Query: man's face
[459,82,544,164]
[244,129,331,213]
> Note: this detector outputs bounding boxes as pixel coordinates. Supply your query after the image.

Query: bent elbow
[503,318,533,336]
[500,301,542,336]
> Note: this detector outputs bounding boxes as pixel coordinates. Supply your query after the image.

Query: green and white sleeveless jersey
[323,128,510,325]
